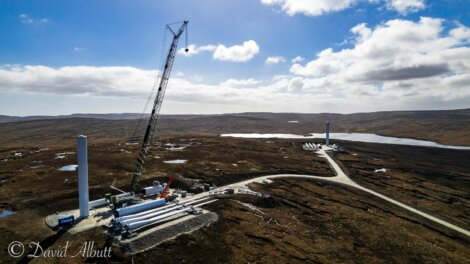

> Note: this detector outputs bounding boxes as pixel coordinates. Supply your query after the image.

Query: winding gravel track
[201,149,470,238]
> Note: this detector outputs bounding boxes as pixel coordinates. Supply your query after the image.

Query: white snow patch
[163,159,187,164]
[14,153,22,157]
[55,155,66,159]
[374,168,387,173]
[56,152,75,156]
[58,165,78,171]
[35,148,49,153]
[288,120,299,123]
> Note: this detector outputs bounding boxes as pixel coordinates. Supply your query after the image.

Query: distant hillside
[0,109,469,147]
[0,113,147,123]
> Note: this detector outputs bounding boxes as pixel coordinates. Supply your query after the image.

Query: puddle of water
[58,165,78,171]
[0,210,13,218]
[164,143,189,151]
[168,147,187,151]
[163,159,187,164]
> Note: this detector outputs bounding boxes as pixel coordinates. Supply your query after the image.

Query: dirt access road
[191,148,470,238]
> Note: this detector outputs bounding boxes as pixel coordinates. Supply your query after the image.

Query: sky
[0,0,469,116]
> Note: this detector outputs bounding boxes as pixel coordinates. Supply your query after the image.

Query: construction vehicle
[109,20,189,208]
[157,175,176,199]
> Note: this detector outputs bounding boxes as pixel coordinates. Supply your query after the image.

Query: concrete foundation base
[44,206,113,234]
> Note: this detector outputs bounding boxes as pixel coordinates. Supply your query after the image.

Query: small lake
[221,133,470,150]
[221,133,308,139]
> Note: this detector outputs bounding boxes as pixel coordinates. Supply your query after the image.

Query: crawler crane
[109,21,189,208]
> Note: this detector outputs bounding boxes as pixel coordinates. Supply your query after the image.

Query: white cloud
[265,56,286,65]
[386,0,426,14]
[0,65,294,113]
[350,23,372,43]
[1,18,469,114]
[220,78,262,87]
[290,17,470,82]
[260,0,426,16]
[450,23,470,44]
[287,77,304,92]
[260,0,358,16]
[0,65,159,97]
[73,47,87,52]
[19,14,33,24]
[0,58,469,114]
[19,14,49,24]
[213,40,260,62]
[178,44,216,56]
[285,17,470,110]
[175,71,185,77]
[291,56,305,64]
[178,41,260,62]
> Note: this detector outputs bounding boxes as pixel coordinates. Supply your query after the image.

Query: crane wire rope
[128,26,170,142]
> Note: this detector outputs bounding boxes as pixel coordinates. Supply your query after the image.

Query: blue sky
[0,0,469,115]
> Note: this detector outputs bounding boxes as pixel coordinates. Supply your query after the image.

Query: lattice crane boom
[129,20,189,194]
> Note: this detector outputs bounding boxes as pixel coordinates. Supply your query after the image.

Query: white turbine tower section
[119,198,211,226]
[77,135,89,218]
[112,197,209,224]
[326,121,330,146]
[125,199,217,231]
[114,198,166,217]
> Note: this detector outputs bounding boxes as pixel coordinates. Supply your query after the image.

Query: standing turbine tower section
[129,20,189,195]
